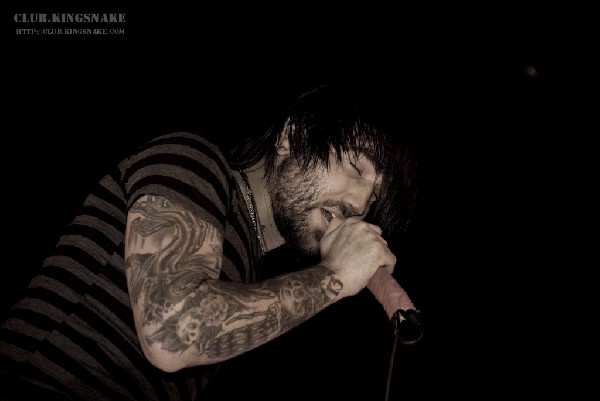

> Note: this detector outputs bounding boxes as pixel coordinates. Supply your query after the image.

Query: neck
[236,163,285,252]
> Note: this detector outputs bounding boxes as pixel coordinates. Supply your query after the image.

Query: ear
[276,128,290,156]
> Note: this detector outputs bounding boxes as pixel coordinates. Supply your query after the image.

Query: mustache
[320,200,361,218]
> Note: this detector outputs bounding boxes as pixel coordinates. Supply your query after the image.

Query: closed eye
[349,161,362,177]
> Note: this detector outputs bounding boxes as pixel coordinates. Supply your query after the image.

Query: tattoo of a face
[277,268,341,323]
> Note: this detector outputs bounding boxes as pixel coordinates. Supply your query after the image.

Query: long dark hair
[229,83,420,237]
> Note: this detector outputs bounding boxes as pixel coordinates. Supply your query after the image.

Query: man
[0,83,420,400]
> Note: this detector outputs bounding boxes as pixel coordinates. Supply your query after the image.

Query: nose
[342,180,377,218]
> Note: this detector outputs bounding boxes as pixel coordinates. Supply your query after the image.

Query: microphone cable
[367,268,424,401]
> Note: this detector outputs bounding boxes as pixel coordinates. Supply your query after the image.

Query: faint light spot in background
[525,65,538,78]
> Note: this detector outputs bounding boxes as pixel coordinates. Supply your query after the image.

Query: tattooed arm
[125,195,346,372]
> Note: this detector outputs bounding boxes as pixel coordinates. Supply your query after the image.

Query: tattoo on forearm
[144,267,342,359]
[325,276,343,296]
[125,196,343,361]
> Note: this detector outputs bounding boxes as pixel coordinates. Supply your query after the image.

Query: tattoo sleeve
[125,195,343,368]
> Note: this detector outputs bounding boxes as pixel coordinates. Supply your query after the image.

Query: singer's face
[269,151,381,257]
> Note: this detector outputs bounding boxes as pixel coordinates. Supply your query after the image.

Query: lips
[322,209,335,226]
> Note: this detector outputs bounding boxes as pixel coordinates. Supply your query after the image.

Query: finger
[383,249,396,274]
[360,222,387,246]
[364,222,383,236]
[384,262,395,275]
[323,214,344,237]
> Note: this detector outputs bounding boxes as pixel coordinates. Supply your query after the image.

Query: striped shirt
[0,132,261,400]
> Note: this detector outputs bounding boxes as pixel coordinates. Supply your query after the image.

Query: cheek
[364,197,377,216]
[319,173,349,197]
[306,208,323,229]
[306,209,327,239]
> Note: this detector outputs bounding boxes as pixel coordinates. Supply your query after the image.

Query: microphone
[367,267,423,344]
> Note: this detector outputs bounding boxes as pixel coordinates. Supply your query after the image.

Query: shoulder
[120,131,237,226]
[146,131,223,152]
[126,131,229,165]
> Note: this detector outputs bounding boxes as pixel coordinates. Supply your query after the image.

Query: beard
[267,157,328,258]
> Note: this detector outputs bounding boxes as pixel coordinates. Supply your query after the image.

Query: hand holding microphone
[321,216,423,344]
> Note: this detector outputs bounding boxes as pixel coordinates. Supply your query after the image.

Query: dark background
[4,1,592,399]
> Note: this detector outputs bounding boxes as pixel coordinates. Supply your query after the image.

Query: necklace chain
[239,171,266,256]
